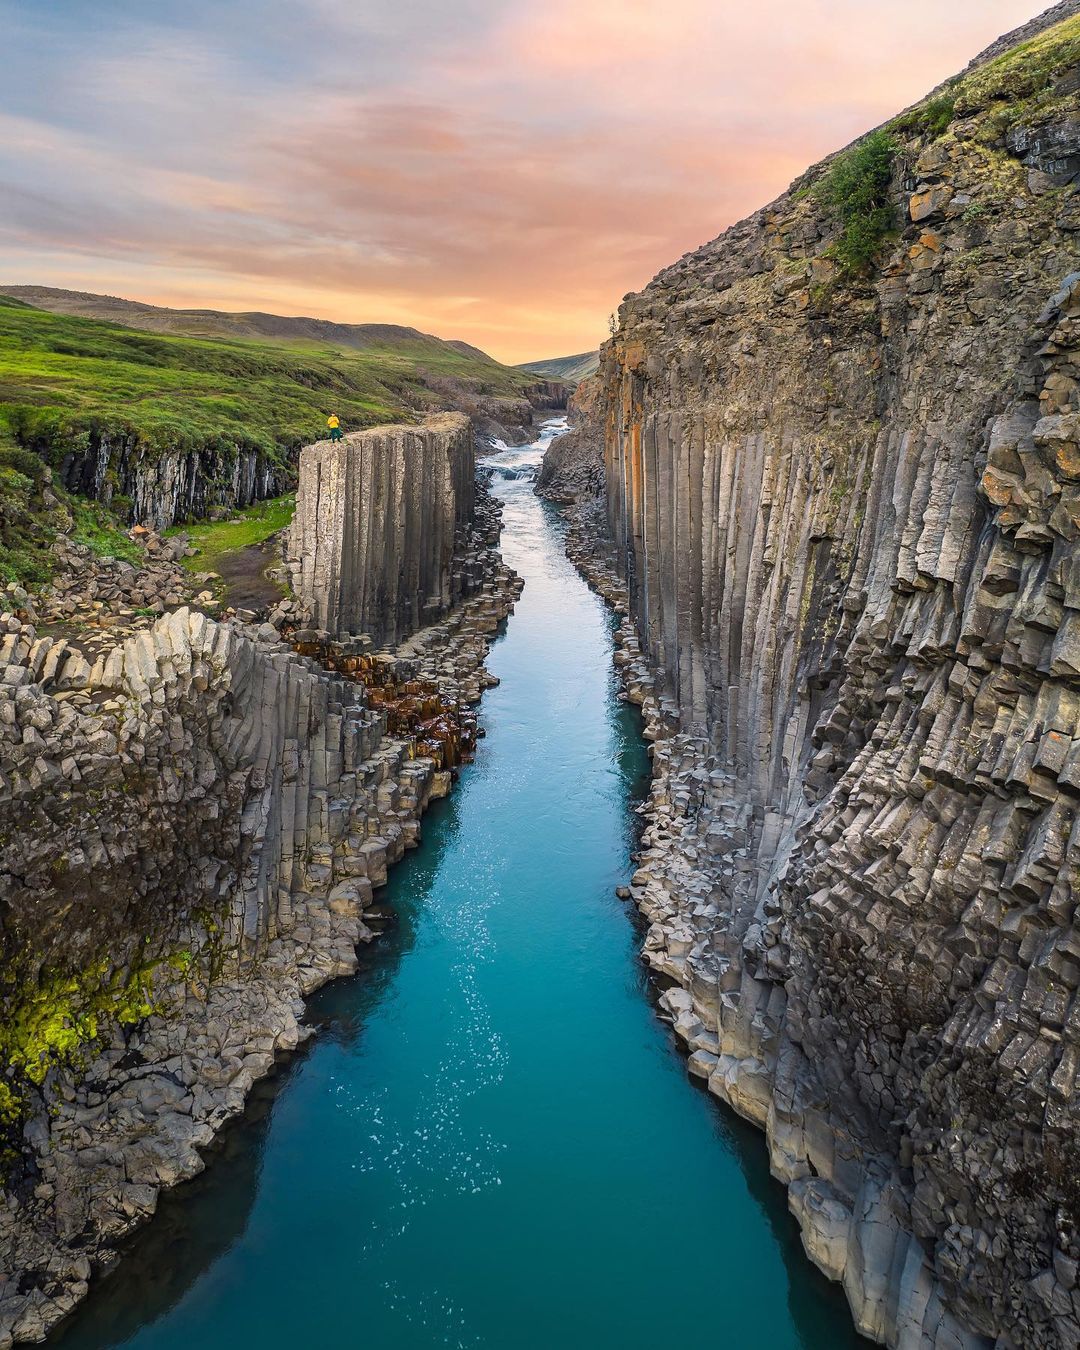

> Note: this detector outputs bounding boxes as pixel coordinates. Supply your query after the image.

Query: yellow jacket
[327,414,340,428]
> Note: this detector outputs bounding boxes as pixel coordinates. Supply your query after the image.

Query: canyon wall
[596,5,1080,1347]
[288,412,476,642]
[0,417,521,1344]
[56,432,287,531]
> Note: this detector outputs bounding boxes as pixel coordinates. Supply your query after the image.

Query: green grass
[955,12,1080,117]
[68,496,143,565]
[0,294,538,591]
[0,294,536,469]
[813,130,897,276]
[891,93,956,139]
[167,493,295,575]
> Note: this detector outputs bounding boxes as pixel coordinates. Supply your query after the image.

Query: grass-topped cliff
[0,292,535,461]
[0,291,544,585]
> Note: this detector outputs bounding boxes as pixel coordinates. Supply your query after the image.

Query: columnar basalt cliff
[288,413,476,642]
[0,420,521,1345]
[593,5,1080,1347]
[56,433,287,531]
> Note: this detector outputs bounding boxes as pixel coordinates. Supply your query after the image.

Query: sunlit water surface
[54,419,861,1350]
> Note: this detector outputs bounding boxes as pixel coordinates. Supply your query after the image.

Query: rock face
[592,7,1080,1348]
[288,413,477,642]
[57,431,286,530]
[536,378,604,505]
[0,425,522,1344]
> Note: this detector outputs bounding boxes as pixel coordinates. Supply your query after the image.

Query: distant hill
[0,289,539,454]
[516,351,600,385]
[0,286,511,367]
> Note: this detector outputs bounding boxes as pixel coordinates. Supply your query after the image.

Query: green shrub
[814,130,897,276]
[893,95,955,138]
[0,444,46,483]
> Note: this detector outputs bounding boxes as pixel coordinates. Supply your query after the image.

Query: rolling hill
[516,351,600,385]
[0,289,553,584]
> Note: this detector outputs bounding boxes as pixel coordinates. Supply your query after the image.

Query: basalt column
[289,412,474,642]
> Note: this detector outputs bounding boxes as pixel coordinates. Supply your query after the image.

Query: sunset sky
[0,0,1054,363]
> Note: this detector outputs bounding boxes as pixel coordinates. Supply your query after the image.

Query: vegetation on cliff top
[0,293,537,586]
[956,11,1080,119]
[0,294,535,467]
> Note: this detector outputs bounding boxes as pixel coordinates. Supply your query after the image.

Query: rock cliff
[536,377,604,505]
[288,413,477,642]
[56,433,286,532]
[592,5,1080,1346]
[0,421,520,1344]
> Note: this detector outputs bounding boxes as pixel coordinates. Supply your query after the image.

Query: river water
[54,420,860,1350]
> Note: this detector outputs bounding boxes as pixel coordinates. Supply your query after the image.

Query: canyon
[3,4,1080,1349]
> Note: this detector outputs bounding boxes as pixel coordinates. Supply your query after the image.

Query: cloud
[0,0,1052,360]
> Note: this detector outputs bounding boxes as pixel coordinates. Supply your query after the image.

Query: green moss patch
[0,956,164,1136]
[891,93,956,139]
[67,495,143,565]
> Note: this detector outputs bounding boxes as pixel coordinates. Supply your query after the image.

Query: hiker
[327,413,343,442]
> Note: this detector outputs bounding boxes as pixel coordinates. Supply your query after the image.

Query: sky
[0,0,1056,363]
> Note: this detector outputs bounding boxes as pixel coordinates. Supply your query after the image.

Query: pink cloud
[0,0,1055,361]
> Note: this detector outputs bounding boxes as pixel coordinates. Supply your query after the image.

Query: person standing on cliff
[327,413,343,442]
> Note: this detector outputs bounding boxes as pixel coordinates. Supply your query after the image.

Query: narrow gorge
[3,4,1080,1350]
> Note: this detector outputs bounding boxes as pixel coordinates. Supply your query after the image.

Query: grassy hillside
[517,351,600,385]
[0,292,539,587]
[0,286,513,366]
[0,294,536,461]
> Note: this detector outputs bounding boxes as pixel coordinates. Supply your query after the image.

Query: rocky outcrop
[519,379,570,411]
[0,453,521,1343]
[56,431,287,531]
[591,7,1080,1348]
[536,378,604,504]
[288,413,478,642]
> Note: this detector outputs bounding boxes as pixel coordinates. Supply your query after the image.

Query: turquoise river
[53,421,862,1350]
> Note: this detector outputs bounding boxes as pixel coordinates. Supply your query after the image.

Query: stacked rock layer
[288,412,476,642]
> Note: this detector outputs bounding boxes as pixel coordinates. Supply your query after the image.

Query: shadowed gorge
[42,424,863,1350]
